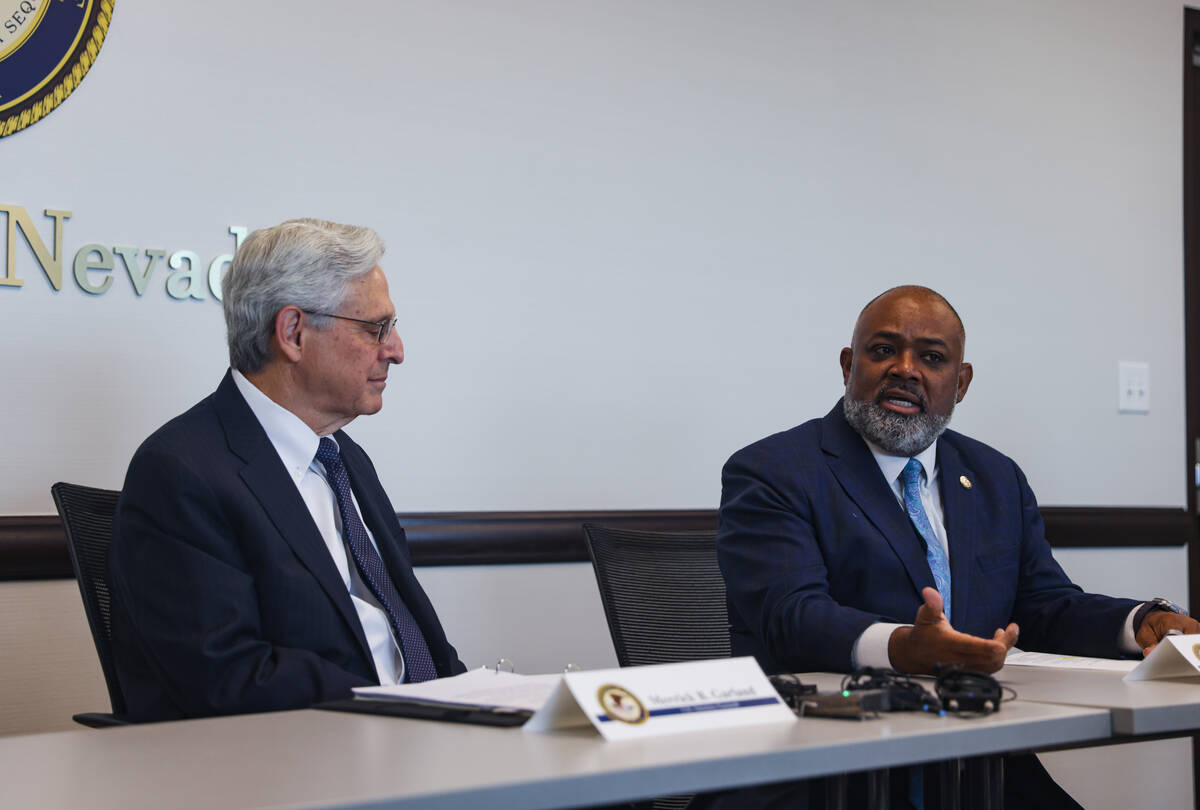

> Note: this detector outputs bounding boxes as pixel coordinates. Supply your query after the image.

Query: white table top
[997,664,1200,736]
[0,676,1111,810]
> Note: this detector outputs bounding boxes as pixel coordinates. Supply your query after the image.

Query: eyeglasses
[302,310,399,344]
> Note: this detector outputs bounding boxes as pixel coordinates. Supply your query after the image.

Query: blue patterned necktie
[315,437,438,683]
[900,458,951,810]
[899,457,952,623]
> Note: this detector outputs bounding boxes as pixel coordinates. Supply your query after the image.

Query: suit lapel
[212,373,374,665]
[936,437,978,631]
[821,404,935,599]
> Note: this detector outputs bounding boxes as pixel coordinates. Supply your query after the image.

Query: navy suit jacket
[109,371,465,722]
[718,401,1138,674]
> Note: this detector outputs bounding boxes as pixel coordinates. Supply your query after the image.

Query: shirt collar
[231,368,331,487]
[864,436,940,489]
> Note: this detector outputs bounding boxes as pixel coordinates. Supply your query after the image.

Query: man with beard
[705,285,1196,809]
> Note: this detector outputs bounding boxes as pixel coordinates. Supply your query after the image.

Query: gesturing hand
[887,587,1019,675]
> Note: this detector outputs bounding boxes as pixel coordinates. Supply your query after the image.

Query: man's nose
[381,332,404,364]
[889,350,918,378]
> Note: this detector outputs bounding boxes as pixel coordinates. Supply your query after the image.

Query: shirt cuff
[852,622,908,670]
[1118,603,1144,655]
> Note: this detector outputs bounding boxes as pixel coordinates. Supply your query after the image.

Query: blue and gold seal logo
[0,0,113,138]
[597,684,647,725]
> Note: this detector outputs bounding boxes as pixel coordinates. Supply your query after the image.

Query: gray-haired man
[110,218,465,722]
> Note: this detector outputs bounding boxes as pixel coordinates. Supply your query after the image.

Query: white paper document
[524,656,795,741]
[354,668,561,712]
[1005,650,1138,673]
[1124,633,1200,681]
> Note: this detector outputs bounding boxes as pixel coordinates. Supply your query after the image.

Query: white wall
[419,562,620,673]
[0,580,110,736]
[0,0,1187,515]
[2,4,1192,806]
[1055,546,1190,612]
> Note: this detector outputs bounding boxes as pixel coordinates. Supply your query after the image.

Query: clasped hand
[888,587,1018,675]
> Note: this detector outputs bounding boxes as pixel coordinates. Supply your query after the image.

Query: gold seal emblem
[596,684,647,725]
[1,0,115,138]
[1192,643,1200,660]
[959,475,972,490]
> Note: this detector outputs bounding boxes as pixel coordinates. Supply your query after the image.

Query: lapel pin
[959,475,972,490]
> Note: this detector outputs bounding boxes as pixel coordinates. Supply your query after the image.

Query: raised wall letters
[0,205,72,290]
[206,225,247,301]
[114,246,166,296]
[166,250,204,300]
[1,202,245,301]
[72,244,114,295]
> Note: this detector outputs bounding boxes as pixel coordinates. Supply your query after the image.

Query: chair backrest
[582,523,730,668]
[50,482,126,717]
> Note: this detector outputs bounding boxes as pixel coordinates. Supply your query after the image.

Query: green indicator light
[842,690,850,697]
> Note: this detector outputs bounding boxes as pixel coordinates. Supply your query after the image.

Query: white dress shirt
[231,369,406,685]
[850,438,1141,669]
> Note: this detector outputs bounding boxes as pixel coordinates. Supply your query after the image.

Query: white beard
[843,395,953,456]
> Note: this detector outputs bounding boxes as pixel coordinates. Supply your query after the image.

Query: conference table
[997,663,1200,737]
[0,672,1114,810]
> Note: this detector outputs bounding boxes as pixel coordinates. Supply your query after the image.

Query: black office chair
[583,524,730,668]
[50,482,130,727]
[582,525,729,810]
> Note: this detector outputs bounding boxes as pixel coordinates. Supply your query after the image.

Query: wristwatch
[1132,597,1188,633]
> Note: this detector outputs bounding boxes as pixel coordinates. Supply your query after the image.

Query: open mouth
[877,387,923,416]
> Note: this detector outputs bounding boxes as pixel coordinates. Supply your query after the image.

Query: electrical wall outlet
[1118,361,1150,414]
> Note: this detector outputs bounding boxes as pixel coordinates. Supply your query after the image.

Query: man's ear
[839,347,853,386]
[272,306,305,364]
[956,361,973,403]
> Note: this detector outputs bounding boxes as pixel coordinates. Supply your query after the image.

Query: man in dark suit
[110,218,465,722]
[706,285,1197,809]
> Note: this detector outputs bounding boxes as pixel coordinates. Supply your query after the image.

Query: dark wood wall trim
[0,516,74,581]
[1039,507,1192,548]
[0,506,1188,583]
[396,510,718,565]
[1180,12,1200,806]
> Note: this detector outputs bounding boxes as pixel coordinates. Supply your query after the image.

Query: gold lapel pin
[959,475,972,490]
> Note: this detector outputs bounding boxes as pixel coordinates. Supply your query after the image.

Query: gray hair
[222,218,385,373]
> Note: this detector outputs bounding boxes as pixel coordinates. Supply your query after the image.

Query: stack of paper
[354,668,561,712]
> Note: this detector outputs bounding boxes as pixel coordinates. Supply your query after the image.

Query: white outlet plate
[1118,361,1150,414]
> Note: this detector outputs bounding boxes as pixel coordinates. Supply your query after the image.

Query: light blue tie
[900,458,952,810]
[900,458,952,623]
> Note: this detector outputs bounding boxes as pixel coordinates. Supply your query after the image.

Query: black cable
[841,667,941,713]
[933,666,1006,716]
[768,673,818,712]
